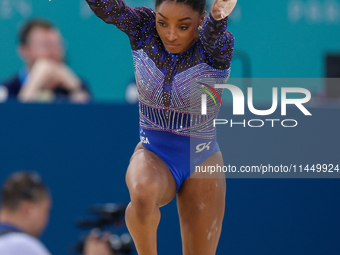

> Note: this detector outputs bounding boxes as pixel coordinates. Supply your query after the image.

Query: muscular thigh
[126,142,177,207]
[177,151,226,255]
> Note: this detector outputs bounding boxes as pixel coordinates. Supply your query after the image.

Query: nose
[166,27,178,42]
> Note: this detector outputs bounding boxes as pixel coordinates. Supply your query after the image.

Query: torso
[131,14,230,139]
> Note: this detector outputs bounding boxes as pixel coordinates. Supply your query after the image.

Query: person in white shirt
[0,171,112,255]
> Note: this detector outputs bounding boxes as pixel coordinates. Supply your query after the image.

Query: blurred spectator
[125,77,138,104]
[0,171,112,255]
[0,19,90,103]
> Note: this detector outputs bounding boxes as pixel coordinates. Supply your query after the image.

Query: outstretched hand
[211,0,237,20]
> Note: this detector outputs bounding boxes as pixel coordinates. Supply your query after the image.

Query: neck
[0,209,30,234]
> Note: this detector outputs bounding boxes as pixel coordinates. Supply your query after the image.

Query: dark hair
[19,19,55,45]
[155,0,206,15]
[1,171,49,211]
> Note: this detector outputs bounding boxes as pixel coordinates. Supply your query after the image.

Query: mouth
[165,43,180,48]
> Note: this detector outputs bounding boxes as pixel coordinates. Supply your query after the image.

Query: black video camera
[70,203,134,255]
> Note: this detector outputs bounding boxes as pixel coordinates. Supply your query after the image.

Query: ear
[199,11,206,26]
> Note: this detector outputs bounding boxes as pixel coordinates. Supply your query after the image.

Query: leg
[177,151,226,255]
[125,142,177,255]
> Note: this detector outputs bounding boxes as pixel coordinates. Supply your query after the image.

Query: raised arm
[200,0,237,69]
[85,0,155,47]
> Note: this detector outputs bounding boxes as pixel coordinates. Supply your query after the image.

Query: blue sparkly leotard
[86,0,234,191]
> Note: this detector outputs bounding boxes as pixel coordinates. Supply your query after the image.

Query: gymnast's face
[155,1,205,54]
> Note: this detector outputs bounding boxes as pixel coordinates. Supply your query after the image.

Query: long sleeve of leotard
[85,0,155,48]
[200,12,234,69]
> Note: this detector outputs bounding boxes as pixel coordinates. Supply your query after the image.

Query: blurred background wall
[0,104,339,255]
[1,0,340,102]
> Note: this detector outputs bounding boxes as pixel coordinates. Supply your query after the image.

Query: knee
[128,181,160,219]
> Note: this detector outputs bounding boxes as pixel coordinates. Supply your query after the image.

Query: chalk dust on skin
[199,203,206,210]
[207,218,218,240]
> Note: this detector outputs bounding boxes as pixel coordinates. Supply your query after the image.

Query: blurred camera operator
[0,19,90,103]
[0,171,112,255]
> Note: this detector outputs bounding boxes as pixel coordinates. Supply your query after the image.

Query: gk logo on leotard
[196,142,211,153]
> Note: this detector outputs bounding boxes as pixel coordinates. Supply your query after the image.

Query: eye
[180,26,189,30]
[157,21,165,27]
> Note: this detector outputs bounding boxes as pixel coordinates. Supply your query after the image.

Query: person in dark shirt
[0,19,90,103]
